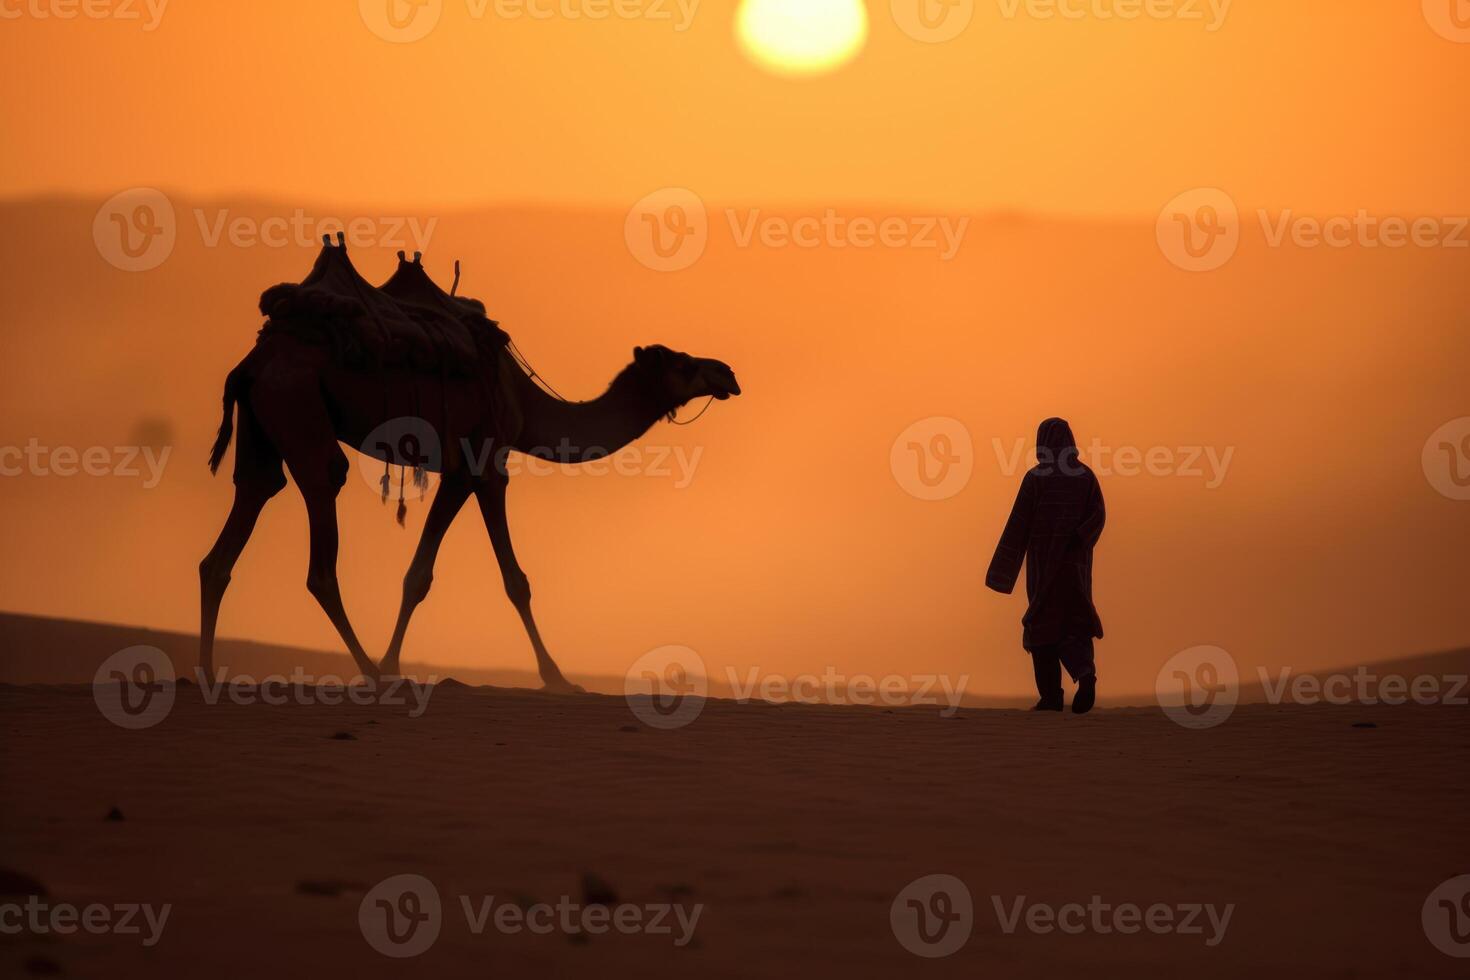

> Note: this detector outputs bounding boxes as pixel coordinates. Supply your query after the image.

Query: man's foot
[1032,697,1064,712]
[1072,676,1097,715]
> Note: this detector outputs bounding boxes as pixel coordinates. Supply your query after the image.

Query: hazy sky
[4,1,1469,215]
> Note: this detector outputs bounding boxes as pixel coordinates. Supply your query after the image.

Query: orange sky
[4,1,1470,216]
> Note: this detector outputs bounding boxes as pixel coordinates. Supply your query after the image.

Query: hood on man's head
[1035,417,1081,471]
[1037,417,1076,452]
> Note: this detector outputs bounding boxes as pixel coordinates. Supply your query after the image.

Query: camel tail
[207,363,247,475]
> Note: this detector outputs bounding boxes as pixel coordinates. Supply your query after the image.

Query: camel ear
[635,345,670,366]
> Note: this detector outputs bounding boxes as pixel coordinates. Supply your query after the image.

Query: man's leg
[1058,636,1097,714]
[1030,645,1064,710]
[1057,636,1096,683]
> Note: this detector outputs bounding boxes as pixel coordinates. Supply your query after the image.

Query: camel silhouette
[199,236,740,690]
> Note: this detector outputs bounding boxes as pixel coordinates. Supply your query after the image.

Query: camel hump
[258,241,510,376]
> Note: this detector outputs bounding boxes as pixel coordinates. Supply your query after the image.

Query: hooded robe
[985,418,1106,651]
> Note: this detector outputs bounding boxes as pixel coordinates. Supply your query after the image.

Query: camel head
[633,345,742,415]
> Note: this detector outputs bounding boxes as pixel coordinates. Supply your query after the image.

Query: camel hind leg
[250,368,381,681]
[199,403,287,680]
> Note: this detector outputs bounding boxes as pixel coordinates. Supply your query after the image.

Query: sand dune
[1,681,1465,978]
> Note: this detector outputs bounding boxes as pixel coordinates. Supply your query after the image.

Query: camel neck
[507,357,666,463]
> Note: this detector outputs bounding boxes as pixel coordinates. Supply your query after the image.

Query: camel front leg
[475,475,584,694]
[380,471,474,676]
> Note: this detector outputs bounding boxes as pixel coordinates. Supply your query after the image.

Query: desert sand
[2,679,1466,978]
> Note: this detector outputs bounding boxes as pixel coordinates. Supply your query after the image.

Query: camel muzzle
[710,366,742,400]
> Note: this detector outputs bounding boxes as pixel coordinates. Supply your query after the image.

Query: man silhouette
[985,418,1105,714]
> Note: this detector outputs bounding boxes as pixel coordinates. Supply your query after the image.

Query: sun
[736,0,869,78]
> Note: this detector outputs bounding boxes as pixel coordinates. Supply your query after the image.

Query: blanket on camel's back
[258,233,510,376]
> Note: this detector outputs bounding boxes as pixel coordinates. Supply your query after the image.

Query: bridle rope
[507,337,717,427]
[670,397,716,425]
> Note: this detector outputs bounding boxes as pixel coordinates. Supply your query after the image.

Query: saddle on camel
[248,232,520,522]
[258,231,510,375]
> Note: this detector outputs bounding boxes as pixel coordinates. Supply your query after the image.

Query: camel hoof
[540,678,586,696]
